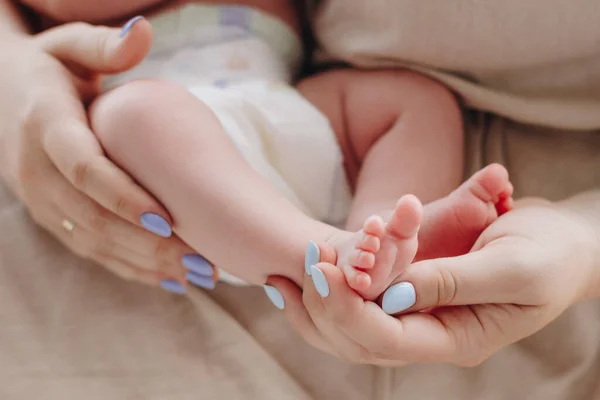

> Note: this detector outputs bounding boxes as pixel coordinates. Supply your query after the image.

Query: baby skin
[86,18,514,301]
[319,164,512,299]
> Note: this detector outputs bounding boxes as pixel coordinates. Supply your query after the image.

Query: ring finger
[49,173,209,273]
[39,211,167,285]
[55,203,188,277]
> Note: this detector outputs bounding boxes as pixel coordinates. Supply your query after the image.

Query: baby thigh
[89,79,222,215]
[89,79,327,285]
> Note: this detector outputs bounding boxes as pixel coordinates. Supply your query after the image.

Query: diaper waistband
[147,4,303,76]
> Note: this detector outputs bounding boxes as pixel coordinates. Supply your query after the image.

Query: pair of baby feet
[308,164,514,303]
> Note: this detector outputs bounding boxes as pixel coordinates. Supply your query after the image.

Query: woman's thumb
[380,243,514,315]
[36,16,152,74]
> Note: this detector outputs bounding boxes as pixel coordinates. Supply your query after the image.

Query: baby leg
[300,70,513,299]
[300,70,462,298]
[90,79,339,287]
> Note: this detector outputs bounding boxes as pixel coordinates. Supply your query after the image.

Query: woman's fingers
[39,210,164,284]
[33,86,174,238]
[304,263,412,365]
[302,263,506,366]
[93,254,164,286]
[35,17,153,74]
[381,239,532,315]
[264,276,335,356]
[49,170,194,267]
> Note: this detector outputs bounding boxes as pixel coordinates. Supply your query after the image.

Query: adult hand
[264,195,600,365]
[0,18,216,292]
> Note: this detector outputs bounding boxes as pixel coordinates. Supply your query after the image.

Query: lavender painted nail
[120,15,144,38]
[140,213,172,237]
[264,285,285,310]
[381,282,416,315]
[310,265,329,298]
[182,254,213,276]
[305,241,320,276]
[161,279,186,294]
[186,272,215,290]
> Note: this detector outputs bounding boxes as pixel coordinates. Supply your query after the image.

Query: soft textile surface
[1,114,600,399]
[2,1,600,397]
[314,0,600,131]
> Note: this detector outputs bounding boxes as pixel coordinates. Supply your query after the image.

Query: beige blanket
[2,114,599,399]
[2,1,600,399]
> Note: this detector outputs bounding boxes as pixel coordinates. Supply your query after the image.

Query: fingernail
[120,15,144,38]
[264,285,285,310]
[305,241,320,276]
[181,254,213,276]
[140,213,172,237]
[310,265,329,298]
[161,279,186,294]
[382,282,416,315]
[185,272,215,290]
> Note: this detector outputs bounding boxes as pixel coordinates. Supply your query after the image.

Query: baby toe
[356,233,381,253]
[363,215,385,237]
[343,264,371,291]
[349,249,376,269]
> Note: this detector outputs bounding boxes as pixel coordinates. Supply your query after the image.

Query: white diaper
[103,4,352,285]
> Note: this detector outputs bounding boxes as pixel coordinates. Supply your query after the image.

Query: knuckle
[28,208,47,227]
[93,29,111,62]
[16,157,38,186]
[356,347,378,364]
[153,238,174,260]
[113,267,137,282]
[86,204,110,233]
[72,246,92,259]
[93,239,115,257]
[102,261,138,282]
[71,159,92,190]
[435,267,459,306]
[114,195,131,217]
[330,309,352,327]
[70,240,94,259]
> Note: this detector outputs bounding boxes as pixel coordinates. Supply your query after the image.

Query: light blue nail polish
[305,241,320,276]
[182,254,213,276]
[264,285,285,310]
[140,213,172,237]
[120,15,144,38]
[161,279,186,294]
[382,282,416,315]
[310,265,329,298]
[185,272,215,290]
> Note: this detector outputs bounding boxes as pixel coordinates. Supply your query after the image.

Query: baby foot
[417,163,514,260]
[306,164,513,301]
[326,195,423,300]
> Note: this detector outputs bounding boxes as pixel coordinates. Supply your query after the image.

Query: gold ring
[61,219,75,234]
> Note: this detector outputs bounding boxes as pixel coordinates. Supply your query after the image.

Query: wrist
[557,191,600,300]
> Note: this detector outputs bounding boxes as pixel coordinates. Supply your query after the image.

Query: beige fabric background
[314,0,600,131]
[1,1,600,399]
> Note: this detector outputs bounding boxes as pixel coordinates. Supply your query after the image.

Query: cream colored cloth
[1,1,600,399]
[2,116,599,399]
[314,0,600,131]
